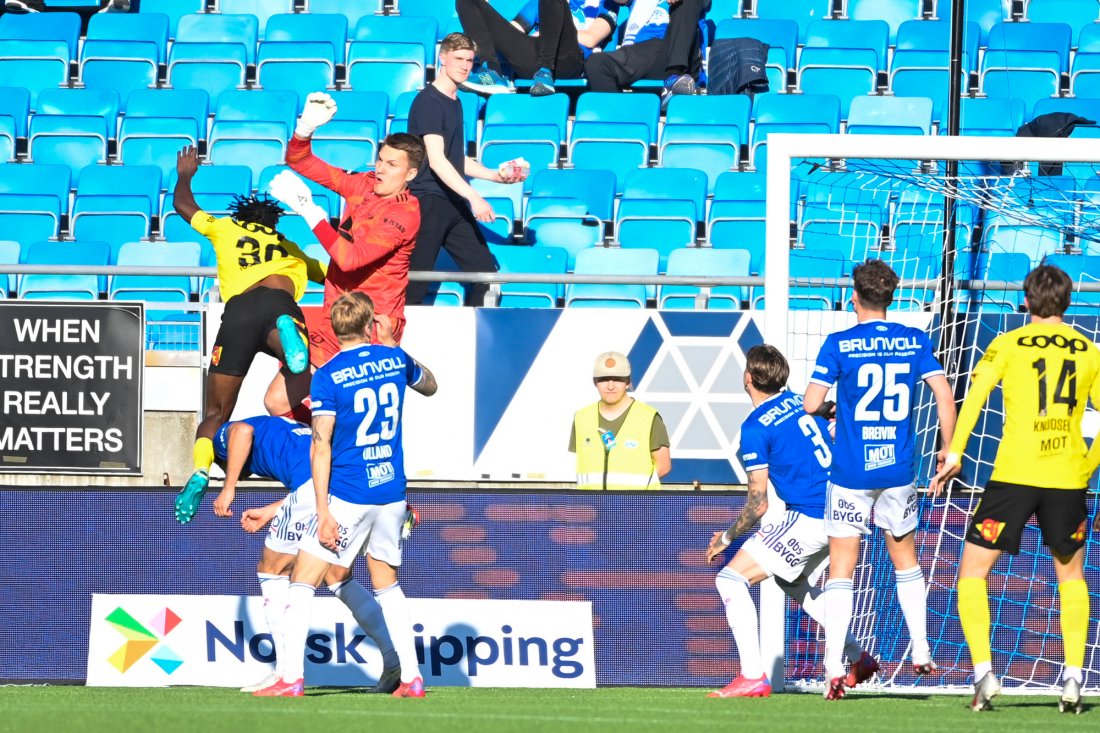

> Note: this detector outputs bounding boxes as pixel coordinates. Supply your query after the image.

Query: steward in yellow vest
[569,351,671,490]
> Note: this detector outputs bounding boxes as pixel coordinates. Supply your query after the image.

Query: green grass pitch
[0,686,1094,733]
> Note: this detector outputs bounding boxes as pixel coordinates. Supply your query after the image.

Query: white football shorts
[825,482,919,538]
[298,496,406,568]
[742,509,830,583]
[264,480,315,556]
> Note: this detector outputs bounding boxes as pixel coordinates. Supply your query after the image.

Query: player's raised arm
[212,421,254,517]
[707,468,769,563]
[173,145,201,223]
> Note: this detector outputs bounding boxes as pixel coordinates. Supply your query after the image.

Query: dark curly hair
[228,193,284,230]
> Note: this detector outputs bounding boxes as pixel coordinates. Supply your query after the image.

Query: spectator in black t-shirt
[406,32,526,307]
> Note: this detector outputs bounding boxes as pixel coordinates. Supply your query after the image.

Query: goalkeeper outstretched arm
[706,468,768,563]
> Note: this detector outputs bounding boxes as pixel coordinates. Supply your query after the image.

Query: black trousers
[584,0,708,91]
[455,0,586,78]
[407,193,499,307]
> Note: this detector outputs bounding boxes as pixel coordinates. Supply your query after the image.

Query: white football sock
[282,582,316,683]
[329,578,399,670]
[895,566,930,660]
[974,661,992,681]
[375,582,421,683]
[258,573,290,679]
[1064,666,1083,684]
[715,568,764,679]
[783,578,864,662]
[823,578,854,680]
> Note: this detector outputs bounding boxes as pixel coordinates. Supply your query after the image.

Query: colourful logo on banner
[105,606,183,675]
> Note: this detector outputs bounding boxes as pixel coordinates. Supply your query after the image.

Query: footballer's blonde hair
[330,291,375,342]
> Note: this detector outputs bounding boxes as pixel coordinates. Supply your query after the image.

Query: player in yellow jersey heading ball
[931,264,1100,714]
[172,146,326,525]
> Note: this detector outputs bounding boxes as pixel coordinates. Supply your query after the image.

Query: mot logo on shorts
[863,444,896,470]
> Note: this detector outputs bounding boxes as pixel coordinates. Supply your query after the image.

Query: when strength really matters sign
[0,302,144,474]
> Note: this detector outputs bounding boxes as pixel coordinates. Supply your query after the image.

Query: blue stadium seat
[396,0,457,42]
[982,22,1072,117]
[787,249,847,310]
[219,0,296,38]
[29,89,119,177]
[72,165,160,256]
[80,13,169,112]
[0,239,19,295]
[846,96,933,136]
[168,14,257,106]
[257,14,348,98]
[488,243,568,307]
[529,167,617,222]
[118,88,209,180]
[983,223,1065,265]
[658,248,750,310]
[800,201,884,263]
[713,18,797,93]
[1025,0,1099,46]
[659,95,748,194]
[354,15,439,69]
[845,0,922,45]
[751,93,841,171]
[208,90,298,179]
[617,168,706,271]
[875,246,942,310]
[1070,24,1100,98]
[570,92,659,193]
[0,11,80,60]
[523,197,604,269]
[387,89,418,134]
[1047,253,1100,314]
[346,41,426,105]
[480,93,568,185]
[959,96,1026,137]
[798,20,889,119]
[705,0,743,25]
[565,247,659,308]
[708,172,766,274]
[308,0,385,29]
[966,250,1029,312]
[0,86,29,162]
[889,21,979,122]
[19,240,110,300]
[140,0,205,40]
[472,177,523,226]
[755,0,832,44]
[0,12,80,108]
[933,0,1011,45]
[0,162,69,248]
[110,241,198,306]
[309,90,389,171]
[479,196,515,244]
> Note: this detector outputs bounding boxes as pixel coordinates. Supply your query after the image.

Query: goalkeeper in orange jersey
[260,92,424,418]
[172,145,326,525]
[931,264,1100,714]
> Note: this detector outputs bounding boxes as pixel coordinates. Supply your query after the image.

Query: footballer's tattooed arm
[310,414,339,551]
[410,361,437,397]
[707,469,769,563]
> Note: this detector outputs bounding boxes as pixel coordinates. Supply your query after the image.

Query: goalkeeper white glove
[295,92,337,138]
[268,170,327,228]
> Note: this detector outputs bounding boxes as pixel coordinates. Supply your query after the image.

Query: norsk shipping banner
[86,594,596,689]
[0,302,144,474]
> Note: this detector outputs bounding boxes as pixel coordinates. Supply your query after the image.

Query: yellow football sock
[1059,579,1089,669]
[193,437,214,472]
[958,577,992,668]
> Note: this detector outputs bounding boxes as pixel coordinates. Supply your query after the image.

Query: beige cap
[593,351,631,379]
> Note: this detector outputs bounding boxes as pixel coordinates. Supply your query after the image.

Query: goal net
[760,133,1100,693]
